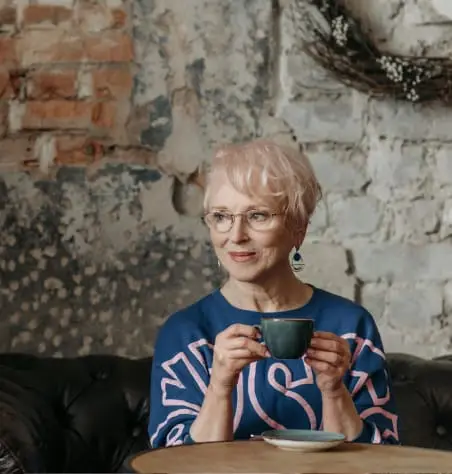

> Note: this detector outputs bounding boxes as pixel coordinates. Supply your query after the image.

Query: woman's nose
[229,215,249,242]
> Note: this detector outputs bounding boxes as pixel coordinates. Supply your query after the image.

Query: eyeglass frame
[201,209,284,233]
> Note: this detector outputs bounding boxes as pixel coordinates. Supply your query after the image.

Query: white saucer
[261,429,346,452]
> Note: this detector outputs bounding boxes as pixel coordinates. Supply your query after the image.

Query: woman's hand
[210,324,270,397]
[305,331,351,397]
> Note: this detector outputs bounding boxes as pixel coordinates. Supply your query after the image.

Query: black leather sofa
[0,352,451,473]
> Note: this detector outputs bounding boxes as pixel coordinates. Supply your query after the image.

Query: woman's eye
[249,212,269,222]
[213,212,228,222]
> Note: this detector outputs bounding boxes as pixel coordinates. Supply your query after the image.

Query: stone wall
[0,0,451,358]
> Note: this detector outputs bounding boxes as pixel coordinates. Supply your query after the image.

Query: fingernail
[265,350,271,357]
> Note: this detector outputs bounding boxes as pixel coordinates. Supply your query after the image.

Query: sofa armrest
[0,402,41,474]
[0,367,64,473]
[0,434,24,474]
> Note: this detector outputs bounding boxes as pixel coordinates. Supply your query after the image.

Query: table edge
[124,440,452,473]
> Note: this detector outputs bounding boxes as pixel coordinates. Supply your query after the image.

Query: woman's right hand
[210,323,270,397]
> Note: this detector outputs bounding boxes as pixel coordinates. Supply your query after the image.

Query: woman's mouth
[228,251,257,262]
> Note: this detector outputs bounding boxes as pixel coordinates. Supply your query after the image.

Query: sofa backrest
[387,353,452,451]
[0,352,452,472]
[0,354,151,473]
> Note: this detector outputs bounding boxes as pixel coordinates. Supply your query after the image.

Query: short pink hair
[204,139,322,227]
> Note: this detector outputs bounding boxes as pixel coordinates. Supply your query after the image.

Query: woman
[148,139,399,447]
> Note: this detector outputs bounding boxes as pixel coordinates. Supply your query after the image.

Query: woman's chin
[224,264,264,283]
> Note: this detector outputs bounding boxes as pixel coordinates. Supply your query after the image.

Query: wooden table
[127,440,452,473]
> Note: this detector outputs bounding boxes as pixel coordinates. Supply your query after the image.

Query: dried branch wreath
[292,0,452,103]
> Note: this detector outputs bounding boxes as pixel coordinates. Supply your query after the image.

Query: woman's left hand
[305,331,352,396]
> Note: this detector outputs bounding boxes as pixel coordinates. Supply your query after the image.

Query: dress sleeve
[344,313,400,444]
[147,315,211,448]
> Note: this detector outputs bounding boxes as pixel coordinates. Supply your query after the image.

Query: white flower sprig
[331,15,349,47]
[377,56,406,83]
[377,55,433,102]
[302,0,449,105]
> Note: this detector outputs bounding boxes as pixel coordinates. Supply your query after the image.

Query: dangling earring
[291,247,304,272]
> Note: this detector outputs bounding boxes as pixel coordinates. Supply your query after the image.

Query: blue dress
[148,287,400,447]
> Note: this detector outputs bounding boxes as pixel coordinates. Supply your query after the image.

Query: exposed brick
[0,70,13,99]
[91,68,132,99]
[0,102,8,138]
[20,100,118,132]
[0,37,17,67]
[22,100,93,130]
[8,70,25,97]
[106,146,157,166]
[0,6,16,28]
[19,30,134,66]
[55,134,104,165]
[19,30,84,66]
[91,101,116,129]
[8,100,25,132]
[85,31,133,62]
[27,70,77,100]
[22,5,72,26]
[0,136,36,170]
[112,98,131,143]
[76,1,127,32]
[111,9,127,27]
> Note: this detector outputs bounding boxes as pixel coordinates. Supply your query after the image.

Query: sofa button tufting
[436,425,447,437]
[132,427,141,438]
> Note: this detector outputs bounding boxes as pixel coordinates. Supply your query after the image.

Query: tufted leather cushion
[0,352,451,473]
[388,353,452,451]
[0,354,150,473]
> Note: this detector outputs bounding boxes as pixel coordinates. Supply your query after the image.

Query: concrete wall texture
[0,0,452,358]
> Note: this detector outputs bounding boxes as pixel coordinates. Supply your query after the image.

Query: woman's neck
[221,267,313,313]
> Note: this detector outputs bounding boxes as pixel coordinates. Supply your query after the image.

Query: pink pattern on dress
[341,333,385,364]
[234,372,244,432]
[248,359,317,430]
[360,407,399,442]
[248,362,285,430]
[267,361,317,429]
[166,424,185,446]
[150,408,199,446]
[366,371,391,405]
[341,332,399,442]
[161,351,205,411]
[188,339,214,369]
[341,333,388,398]
[153,339,244,445]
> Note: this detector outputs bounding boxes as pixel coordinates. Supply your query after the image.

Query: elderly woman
[148,139,399,447]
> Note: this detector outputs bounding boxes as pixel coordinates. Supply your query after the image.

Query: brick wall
[0,0,139,173]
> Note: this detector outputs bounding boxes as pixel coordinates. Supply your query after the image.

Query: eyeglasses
[202,210,282,233]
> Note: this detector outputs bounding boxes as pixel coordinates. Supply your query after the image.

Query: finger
[228,349,269,360]
[225,337,269,358]
[310,336,348,355]
[305,357,337,373]
[313,331,338,340]
[225,323,260,339]
[306,348,343,367]
[313,332,350,352]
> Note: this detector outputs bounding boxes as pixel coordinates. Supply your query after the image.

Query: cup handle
[252,324,264,343]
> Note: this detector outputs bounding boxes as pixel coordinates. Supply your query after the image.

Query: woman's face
[206,179,297,283]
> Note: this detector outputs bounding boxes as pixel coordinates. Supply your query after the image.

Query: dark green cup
[258,318,314,359]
